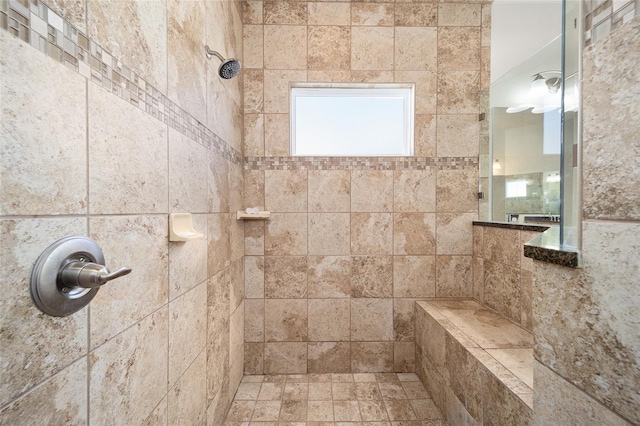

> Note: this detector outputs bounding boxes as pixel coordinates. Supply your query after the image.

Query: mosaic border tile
[0,0,244,167]
[245,156,479,171]
[584,0,638,45]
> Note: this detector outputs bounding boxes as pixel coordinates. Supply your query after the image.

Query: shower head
[205,45,241,79]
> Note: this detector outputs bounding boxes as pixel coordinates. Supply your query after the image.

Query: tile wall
[532,15,640,426]
[0,0,244,423]
[472,224,545,332]
[241,0,491,375]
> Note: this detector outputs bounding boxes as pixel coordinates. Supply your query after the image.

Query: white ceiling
[491,0,563,83]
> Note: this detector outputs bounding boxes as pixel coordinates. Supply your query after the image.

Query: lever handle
[61,262,132,289]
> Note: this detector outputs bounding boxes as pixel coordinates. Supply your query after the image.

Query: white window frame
[290,83,415,157]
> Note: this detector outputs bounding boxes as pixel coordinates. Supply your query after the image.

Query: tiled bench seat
[416,300,534,425]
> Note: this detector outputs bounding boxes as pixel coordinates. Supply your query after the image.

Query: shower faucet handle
[61,261,132,289]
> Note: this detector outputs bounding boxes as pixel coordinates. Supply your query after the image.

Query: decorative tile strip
[244,156,479,171]
[584,0,637,46]
[0,0,243,167]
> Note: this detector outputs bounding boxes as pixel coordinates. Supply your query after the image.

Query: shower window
[290,84,414,156]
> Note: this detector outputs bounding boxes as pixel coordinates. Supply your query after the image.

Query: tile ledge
[524,227,580,268]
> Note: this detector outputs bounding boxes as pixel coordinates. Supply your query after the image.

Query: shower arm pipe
[205,46,225,62]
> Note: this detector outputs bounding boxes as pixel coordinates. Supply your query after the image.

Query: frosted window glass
[291,86,414,156]
[506,180,528,198]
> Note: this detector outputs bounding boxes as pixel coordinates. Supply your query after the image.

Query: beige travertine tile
[393,298,419,342]
[436,169,478,213]
[264,25,307,70]
[483,227,521,267]
[583,19,640,221]
[244,342,265,375]
[265,170,307,212]
[243,24,264,69]
[265,256,308,298]
[0,357,87,425]
[244,113,265,157]
[332,382,357,400]
[473,255,485,303]
[394,213,436,255]
[244,69,264,113]
[351,213,393,255]
[0,33,87,216]
[245,221,265,256]
[351,342,393,373]
[395,27,437,71]
[245,299,265,342]
[394,256,436,297]
[351,256,393,298]
[351,298,393,341]
[438,27,481,71]
[482,260,521,322]
[309,381,333,399]
[88,0,166,92]
[482,369,532,425]
[207,270,230,396]
[385,399,416,421]
[481,45,492,89]
[235,381,261,400]
[351,70,395,83]
[534,361,630,426]
[244,169,265,211]
[414,114,437,157]
[308,69,352,82]
[520,230,540,272]
[308,170,351,212]
[395,70,438,114]
[308,256,351,298]
[436,255,473,298]
[225,400,255,422]
[43,0,85,32]
[308,400,334,421]
[334,400,362,421]
[208,151,230,213]
[88,85,168,215]
[169,283,207,387]
[284,383,308,401]
[351,27,394,70]
[208,213,231,275]
[252,400,281,421]
[308,213,351,255]
[351,3,394,26]
[265,213,307,255]
[435,212,476,255]
[168,128,208,213]
[89,308,168,425]
[394,342,416,372]
[0,218,87,406]
[264,342,307,374]
[264,70,307,114]
[351,170,393,212]
[168,351,207,425]
[308,26,351,70]
[438,3,481,27]
[437,70,480,114]
[245,255,265,298]
[394,3,437,27]
[243,0,263,24]
[359,400,388,421]
[264,1,307,25]
[308,342,351,374]
[520,270,533,331]
[169,222,205,300]
[230,299,245,369]
[436,114,479,157]
[355,381,382,399]
[265,299,308,342]
[167,0,206,124]
[264,113,290,157]
[280,399,307,421]
[410,398,442,420]
[394,170,436,213]
[308,299,350,341]
[89,215,168,348]
[472,225,484,257]
[309,2,350,26]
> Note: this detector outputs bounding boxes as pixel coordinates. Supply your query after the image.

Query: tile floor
[224,372,447,425]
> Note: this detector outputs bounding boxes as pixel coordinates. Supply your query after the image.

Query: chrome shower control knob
[30,236,133,317]
[61,262,132,289]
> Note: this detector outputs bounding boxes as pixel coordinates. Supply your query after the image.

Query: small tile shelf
[236,211,270,220]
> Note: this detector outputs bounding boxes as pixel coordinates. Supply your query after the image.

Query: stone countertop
[473,221,581,268]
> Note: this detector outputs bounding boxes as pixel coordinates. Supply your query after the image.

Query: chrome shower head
[205,45,241,79]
